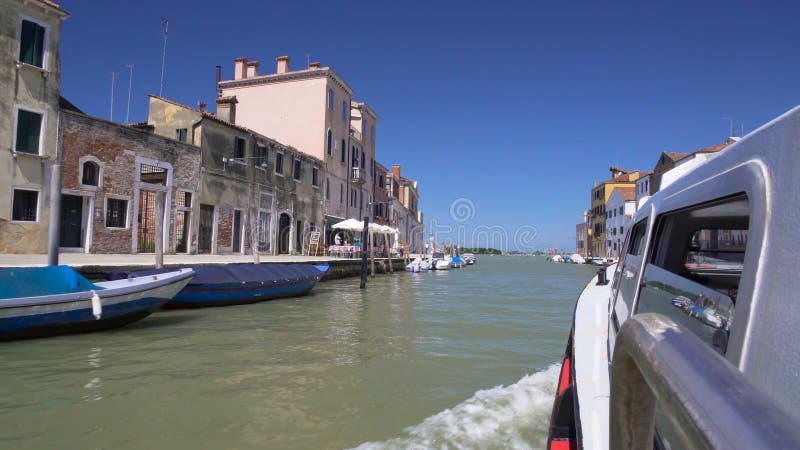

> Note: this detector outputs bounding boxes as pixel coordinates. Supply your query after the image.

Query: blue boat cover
[0,266,99,300]
[128,263,327,285]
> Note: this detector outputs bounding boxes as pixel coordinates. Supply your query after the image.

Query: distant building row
[0,1,424,255]
[575,139,738,258]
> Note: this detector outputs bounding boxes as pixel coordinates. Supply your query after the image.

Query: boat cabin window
[611,219,648,329]
[636,195,749,450]
[636,194,748,355]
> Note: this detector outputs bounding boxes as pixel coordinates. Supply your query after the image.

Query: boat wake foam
[350,364,560,450]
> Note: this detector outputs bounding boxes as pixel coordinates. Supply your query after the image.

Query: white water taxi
[546,105,800,449]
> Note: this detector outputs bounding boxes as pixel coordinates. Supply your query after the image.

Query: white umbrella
[331,218,365,231]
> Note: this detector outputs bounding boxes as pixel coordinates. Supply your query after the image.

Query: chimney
[198,101,207,112]
[215,65,221,96]
[246,60,260,78]
[276,55,290,74]
[392,164,401,178]
[309,61,321,69]
[216,96,238,123]
[234,57,247,80]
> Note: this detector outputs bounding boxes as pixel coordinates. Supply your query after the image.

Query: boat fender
[91,290,102,320]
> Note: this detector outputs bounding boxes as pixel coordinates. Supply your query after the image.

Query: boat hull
[0,271,192,341]
[165,277,321,308]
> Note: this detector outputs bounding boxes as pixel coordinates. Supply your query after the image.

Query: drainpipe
[47,111,63,266]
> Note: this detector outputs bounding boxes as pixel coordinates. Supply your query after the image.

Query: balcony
[351,167,366,185]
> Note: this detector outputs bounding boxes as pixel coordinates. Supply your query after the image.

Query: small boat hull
[0,267,194,341]
[158,263,329,308]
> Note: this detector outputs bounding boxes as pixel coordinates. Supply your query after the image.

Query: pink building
[217,56,377,244]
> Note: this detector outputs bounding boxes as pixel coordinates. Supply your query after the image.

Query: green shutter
[19,20,45,67]
[16,110,42,154]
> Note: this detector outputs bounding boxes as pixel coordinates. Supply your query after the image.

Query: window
[361,150,365,169]
[105,198,128,228]
[12,189,38,222]
[327,129,333,155]
[275,152,284,175]
[82,161,99,186]
[176,128,188,142]
[255,144,268,168]
[15,109,42,154]
[371,125,375,142]
[234,137,246,159]
[620,206,624,215]
[340,183,344,203]
[326,177,330,199]
[342,101,347,120]
[140,163,167,185]
[19,19,46,68]
[293,159,302,180]
[328,88,334,110]
[178,191,192,208]
[312,167,319,187]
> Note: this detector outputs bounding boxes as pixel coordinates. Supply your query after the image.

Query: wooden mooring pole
[154,191,165,269]
[360,217,369,289]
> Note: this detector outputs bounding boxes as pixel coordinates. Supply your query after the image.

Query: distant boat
[123,263,328,308]
[462,253,477,265]
[430,252,452,270]
[570,254,586,264]
[405,257,431,272]
[451,256,465,268]
[0,265,194,341]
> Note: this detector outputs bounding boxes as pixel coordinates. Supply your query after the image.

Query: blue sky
[59,1,800,251]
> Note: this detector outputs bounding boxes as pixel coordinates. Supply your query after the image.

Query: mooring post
[47,163,62,266]
[154,191,165,269]
[251,206,260,264]
[360,217,369,289]
[370,230,376,277]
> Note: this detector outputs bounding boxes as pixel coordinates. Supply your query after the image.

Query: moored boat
[405,257,431,272]
[140,263,328,308]
[0,266,194,341]
[545,105,800,449]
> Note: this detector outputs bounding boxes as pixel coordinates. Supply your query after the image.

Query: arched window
[82,161,99,186]
[326,129,332,155]
[340,139,345,162]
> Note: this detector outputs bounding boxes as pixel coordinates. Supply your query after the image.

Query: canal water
[0,256,597,449]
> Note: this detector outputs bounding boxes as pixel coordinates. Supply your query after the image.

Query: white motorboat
[405,257,431,273]
[545,105,800,449]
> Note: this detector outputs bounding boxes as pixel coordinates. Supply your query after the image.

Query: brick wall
[61,111,201,254]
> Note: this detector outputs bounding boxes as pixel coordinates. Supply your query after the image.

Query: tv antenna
[124,64,134,123]
[109,71,119,121]
[159,18,169,97]
[722,116,734,137]
[305,53,310,68]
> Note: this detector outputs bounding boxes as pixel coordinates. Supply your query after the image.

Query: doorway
[60,194,83,248]
[278,213,291,254]
[199,204,214,254]
[232,210,243,253]
[137,190,158,253]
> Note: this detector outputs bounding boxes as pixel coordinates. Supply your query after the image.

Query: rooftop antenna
[124,64,134,123]
[305,53,310,68]
[109,71,119,121]
[722,116,734,137]
[159,18,169,97]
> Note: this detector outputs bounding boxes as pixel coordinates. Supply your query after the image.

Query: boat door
[60,194,83,248]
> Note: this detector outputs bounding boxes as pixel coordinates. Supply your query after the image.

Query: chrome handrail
[610,313,800,449]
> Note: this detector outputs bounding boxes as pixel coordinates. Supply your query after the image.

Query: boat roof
[0,266,98,299]
[132,263,325,285]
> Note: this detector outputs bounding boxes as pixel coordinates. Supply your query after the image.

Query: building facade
[589,167,645,257]
[217,56,367,243]
[146,95,323,255]
[605,187,636,258]
[60,108,201,254]
[575,210,589,257]
[388,164,423,253]
[0,0,68,253]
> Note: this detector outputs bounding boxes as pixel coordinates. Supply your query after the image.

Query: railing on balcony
[352,167,365,184]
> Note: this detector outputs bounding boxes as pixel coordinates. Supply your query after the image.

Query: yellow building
[589,167,647,257]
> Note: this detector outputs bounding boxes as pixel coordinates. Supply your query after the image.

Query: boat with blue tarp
[0,265,194,341]
[122,263,328,308]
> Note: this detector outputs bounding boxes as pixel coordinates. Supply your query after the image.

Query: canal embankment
[0,253,411,281]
